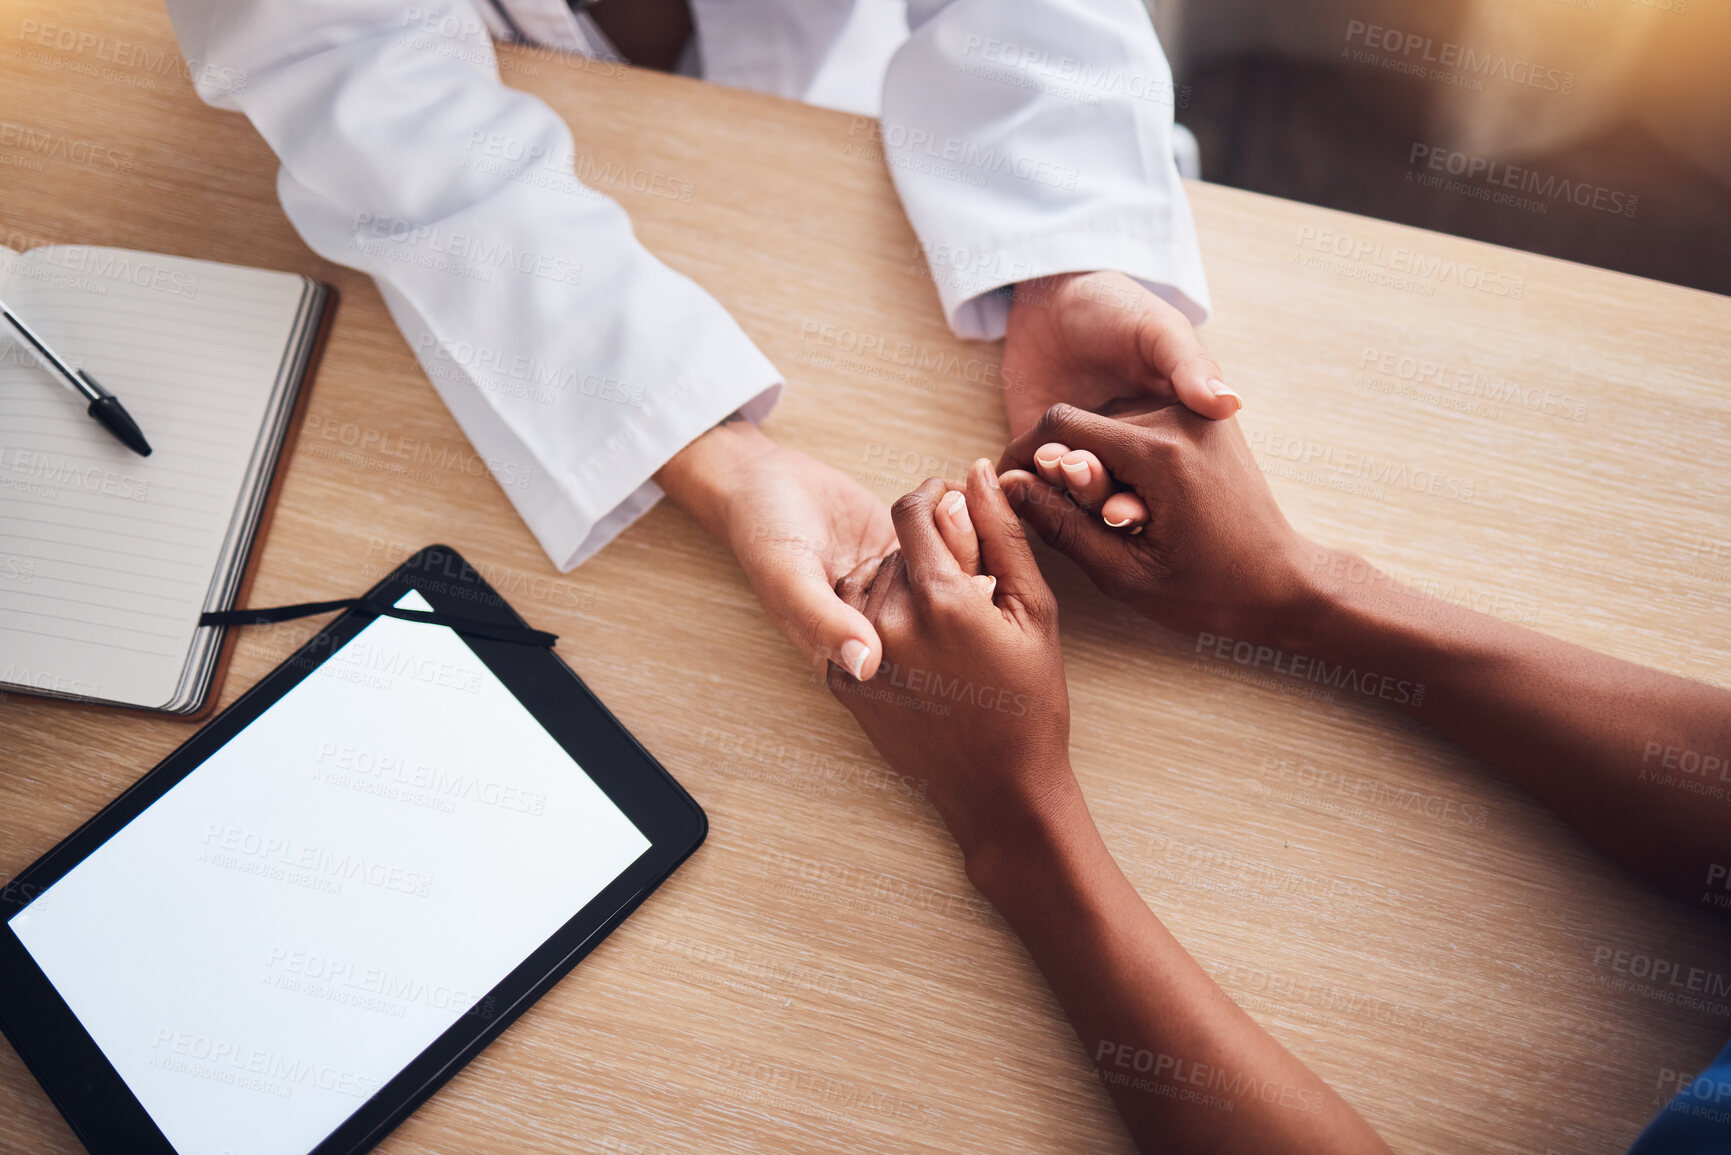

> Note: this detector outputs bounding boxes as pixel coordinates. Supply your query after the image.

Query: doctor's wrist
[655,416,776,540]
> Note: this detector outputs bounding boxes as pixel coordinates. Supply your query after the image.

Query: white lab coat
[165,0,1210,570]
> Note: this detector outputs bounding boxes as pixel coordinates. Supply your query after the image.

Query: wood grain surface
[2,3,1729,1153]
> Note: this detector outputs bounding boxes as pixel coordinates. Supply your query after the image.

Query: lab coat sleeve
[165,0,782,570]
[887,0,1211,340]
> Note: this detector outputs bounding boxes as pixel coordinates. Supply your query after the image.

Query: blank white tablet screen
[10,591,651,1155]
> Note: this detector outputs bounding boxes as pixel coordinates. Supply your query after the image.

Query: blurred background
[1153,0,1731,296]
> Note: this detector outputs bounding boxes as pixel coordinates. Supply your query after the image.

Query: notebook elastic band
[200,597,557,647]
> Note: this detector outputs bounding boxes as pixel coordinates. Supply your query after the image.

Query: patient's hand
[827,461,1073,859]
[998,402,1315,639]
[1002,272,1240,439]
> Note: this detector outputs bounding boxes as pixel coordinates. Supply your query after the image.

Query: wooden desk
[4,3,1730,1152]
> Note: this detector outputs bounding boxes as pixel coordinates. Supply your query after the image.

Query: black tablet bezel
[0,545,707,1155]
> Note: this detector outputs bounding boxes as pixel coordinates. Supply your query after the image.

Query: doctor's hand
[826,463,1077,860]
[998,402,1315,641]
[657,419,896,682]
[1002,272,1240,440]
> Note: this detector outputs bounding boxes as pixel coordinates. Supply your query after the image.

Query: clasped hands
[825,393,1324,865]
[811,271,1313,866]
[662,267,1320,876]
[659,270,1242,684]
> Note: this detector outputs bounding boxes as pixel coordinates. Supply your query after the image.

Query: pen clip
[74,369,111,402]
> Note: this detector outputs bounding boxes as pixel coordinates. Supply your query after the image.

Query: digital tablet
[0,545,707,1155]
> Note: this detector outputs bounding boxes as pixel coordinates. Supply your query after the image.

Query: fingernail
[1206,378,1243,412]
[945,492,973,536]
[1103,515,1133,528]
[840,639,870,681]
[1060,457,1091,487]
[978,459,1001,489]
[941,490,966,518]
[974,574,997,599]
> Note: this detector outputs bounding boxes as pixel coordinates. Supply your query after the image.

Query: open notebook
[0,244,328,713]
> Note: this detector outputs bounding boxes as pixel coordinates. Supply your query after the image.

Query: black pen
[0,296,152,457]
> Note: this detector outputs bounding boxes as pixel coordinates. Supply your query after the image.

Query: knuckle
[1182,352,1220,380]
[792,605,828,651]
[989,505,1026,542]
[928,571,972,603]
[890,492,927,522]
[901,555,942,586]
[1141,426,1182,457]
[1040,402,1079,436]
[1046,511,1079,554]
[877,599,915,640]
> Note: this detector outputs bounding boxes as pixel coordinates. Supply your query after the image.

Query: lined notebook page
[0,246,307,708]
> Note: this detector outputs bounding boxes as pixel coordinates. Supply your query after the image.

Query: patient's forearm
[1284,549,1731,900]
[966,781,1389,1155]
